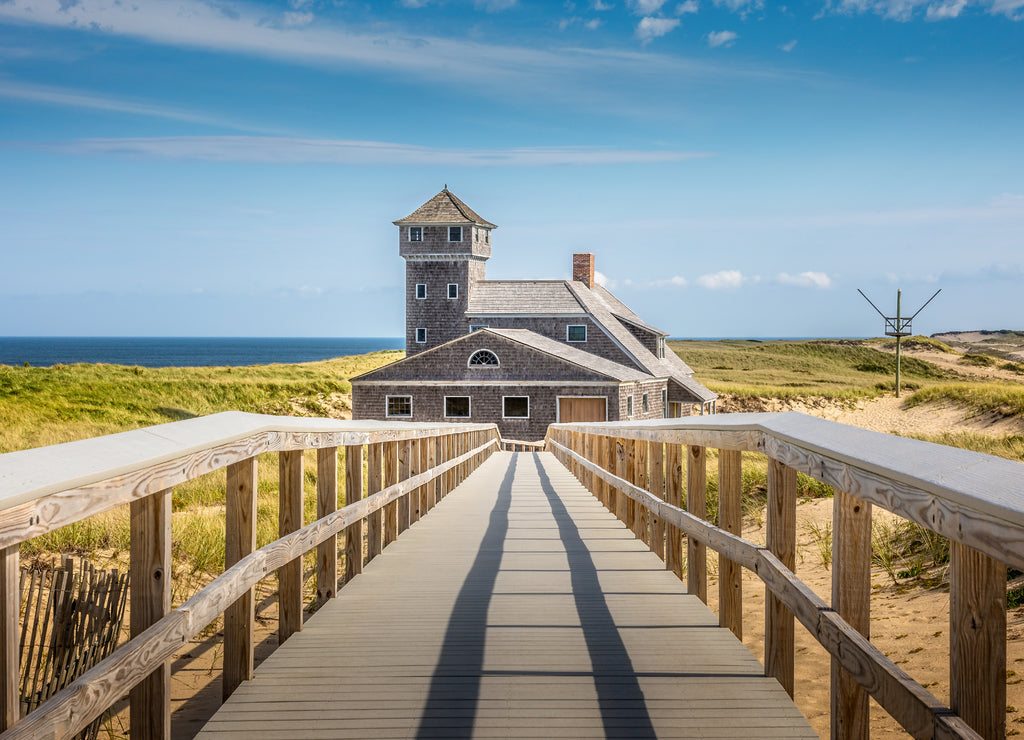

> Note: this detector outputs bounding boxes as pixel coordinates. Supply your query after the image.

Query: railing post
[418,435,430,518]
[624,438,637,531]
[634,438,649,544]
[409,438,422,525]
[316,447,338,603]
[765,458,797,697]
[686,445,707,602]
[278,450,303,643]
[951,542,1006,740]
[224,456,257,700]
[384,441,399,546]
[666,444,683,579]
[831,489,871,740]
[344,445,364,582]
[426,434,437,511]
[367,442,384,562]
[718,450,743,640]
[605,435,617,514]
[129,487,172,739]
[0,545,17,732]
[649,441,665,560]
[614,438,629,524]
[398,439,411,533]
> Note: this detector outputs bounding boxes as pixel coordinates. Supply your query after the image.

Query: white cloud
[636,16,681,40]
[712,0,763,13]
[0,81,270,131]
[592,0,614,8]
[777,271,833,289]
[281,11,314,27]
[30,135,715,166]
[697,270,747,289]
[594,270,612,287]
[585,18,604,27]
[707,30,738,47]
[926,0,968,17]
[629,0,669,12]
[990,0,1024,20]
[676,0,699,11]
[652,275,689,287]
[400,0,430,6]
[780,39,797,51]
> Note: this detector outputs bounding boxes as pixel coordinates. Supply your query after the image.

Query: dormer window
[658,337,665,359]
[409,226,422,242]
[567,325,587,342]
[468,349,499,367]
[449,226,462,242]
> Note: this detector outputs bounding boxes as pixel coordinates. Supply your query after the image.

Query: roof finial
[444,183,448,191]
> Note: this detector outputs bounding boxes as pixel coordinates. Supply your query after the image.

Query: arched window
[468,349,499,367]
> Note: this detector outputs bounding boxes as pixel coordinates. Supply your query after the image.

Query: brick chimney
[572,253,595,288]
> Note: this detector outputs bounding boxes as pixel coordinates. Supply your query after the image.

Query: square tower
[394,189,496,355]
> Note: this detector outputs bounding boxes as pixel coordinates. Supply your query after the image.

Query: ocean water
[0,337,404,368]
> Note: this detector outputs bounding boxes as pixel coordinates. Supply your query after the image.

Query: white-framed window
[444,396,471,418]
[642,393,649,413]
[662,388,668,418]
[468,349,499,367]
[627,395,634,417]
[415,328,426,344]
[658,337,666,359]
[386,396,412,418]
[448,283,458,299]
[567,325,587,342]
[469,324,488,332]
[409,226,423,242]
[503,396,529,418]
[415,283,426,299]
[449,226,462,242]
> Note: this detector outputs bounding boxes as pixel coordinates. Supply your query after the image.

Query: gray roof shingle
[467,281,585,315]
[393,189,497,228]
[485,329,650,382]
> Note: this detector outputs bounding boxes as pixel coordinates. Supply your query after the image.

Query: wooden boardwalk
[195,451,815,739]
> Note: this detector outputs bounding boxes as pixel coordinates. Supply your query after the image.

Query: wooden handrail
[0,414,501,739]
[547,412,1024,740]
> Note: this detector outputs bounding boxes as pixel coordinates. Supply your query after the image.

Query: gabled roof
[466,281,585,315]
[593,286,667,336]
[393,189,497,228]
[485,329,649,382]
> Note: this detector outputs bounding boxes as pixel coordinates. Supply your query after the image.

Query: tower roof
[393,189,497,228]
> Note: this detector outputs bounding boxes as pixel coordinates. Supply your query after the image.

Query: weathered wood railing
[0,412,500,740]
[547,412,1024,740]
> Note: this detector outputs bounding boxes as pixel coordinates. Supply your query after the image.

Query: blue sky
[1,0,1022,338]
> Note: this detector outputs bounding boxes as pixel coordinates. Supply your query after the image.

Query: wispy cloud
[676,0,700,13]
[25,135,715,166]
[777,271,833,288]
[712,0,764,15]
[0,81,270,132]
[651,275,689,287]
[475,0,519,11]
[822,0,1023,21]
[636,16,681,40]
[780,39,798,51]
[696,270,749,289]
[707,30,738,47]
[629,0,669,13]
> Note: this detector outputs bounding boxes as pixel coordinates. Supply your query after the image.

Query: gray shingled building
[350,189,717,441]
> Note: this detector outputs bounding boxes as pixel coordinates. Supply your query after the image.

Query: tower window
[448,283,458,299]
[386,396,412,418]
[415,283,426,299]
[567,325,587,342]
[503,396,529,418]
[415,328,426,344]
[448,226,462,242]
[409,227,422,242]
[468,349,499,367]
[445,396,471,418]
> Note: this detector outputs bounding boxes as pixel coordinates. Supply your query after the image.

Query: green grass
[900,430,1024,463]
[905,383,1024,419]
[668,338,953,400]
[0,351,402,453]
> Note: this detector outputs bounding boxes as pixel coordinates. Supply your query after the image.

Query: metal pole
[895,289,902,399]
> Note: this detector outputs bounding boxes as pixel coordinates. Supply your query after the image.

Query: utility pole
[858,288,941,398]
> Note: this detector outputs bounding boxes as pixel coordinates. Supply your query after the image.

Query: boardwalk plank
[195,452,814,740]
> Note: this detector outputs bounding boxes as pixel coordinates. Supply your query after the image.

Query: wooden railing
[0,412,500,740]
[546,412,1024,740]
[501,439,545,452]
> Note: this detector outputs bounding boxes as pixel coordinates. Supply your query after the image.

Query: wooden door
[558,397,607,423]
